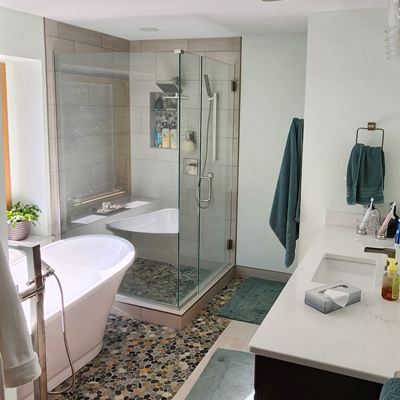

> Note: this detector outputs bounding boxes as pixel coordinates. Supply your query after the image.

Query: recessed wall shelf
[150,92,178,149]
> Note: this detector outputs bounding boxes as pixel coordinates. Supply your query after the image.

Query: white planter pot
[8,220,31,241]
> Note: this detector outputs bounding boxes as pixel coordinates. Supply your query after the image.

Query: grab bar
[196,176,212,203]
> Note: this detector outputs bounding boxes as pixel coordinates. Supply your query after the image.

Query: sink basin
[312,254,377,291]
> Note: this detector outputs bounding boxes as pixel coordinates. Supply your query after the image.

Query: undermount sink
[312,254,377,291]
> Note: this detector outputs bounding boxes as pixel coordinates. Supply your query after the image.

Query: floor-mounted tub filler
[9,235,135,400]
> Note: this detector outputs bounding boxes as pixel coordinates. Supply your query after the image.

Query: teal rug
[186,348,255,400]
[218,277,286,325]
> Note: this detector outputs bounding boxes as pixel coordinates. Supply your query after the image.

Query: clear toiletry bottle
[382,257,400,301]
[162,122,170,148]
[156,123,162,147]
[170,122,177,149]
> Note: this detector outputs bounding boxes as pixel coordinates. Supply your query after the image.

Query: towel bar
[356,122,384,147]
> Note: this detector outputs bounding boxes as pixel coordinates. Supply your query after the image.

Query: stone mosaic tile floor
[52,277,246,400]
[117,258,212,306]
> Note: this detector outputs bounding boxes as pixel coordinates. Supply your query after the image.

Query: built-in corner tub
[106,208,178,264]
[9,235,135,400]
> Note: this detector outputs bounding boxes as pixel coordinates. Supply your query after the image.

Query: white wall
[0,7,51,236]
[236,36,307,273]
[299,8,400,260]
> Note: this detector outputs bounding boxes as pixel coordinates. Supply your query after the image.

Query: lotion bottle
[162,122,170,148]
[170,122,177,149]
[382,257,400,301]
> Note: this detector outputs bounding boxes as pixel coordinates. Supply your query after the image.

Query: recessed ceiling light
[139,27,159,32]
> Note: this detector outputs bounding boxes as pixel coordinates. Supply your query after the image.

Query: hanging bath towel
[346,143,385,205]
[0,240,41,400]
[269,118,304,268]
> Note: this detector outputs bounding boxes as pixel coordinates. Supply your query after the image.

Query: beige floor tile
[173,378,196,400]
[188,336,250,382]
[221,320,259,341]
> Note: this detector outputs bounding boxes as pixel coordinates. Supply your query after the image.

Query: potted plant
[7,201,41,241]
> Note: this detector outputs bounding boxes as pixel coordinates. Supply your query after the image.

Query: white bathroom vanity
[250,214,398,399]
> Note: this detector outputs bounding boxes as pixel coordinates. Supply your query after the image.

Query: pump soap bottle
[382,257,400,301]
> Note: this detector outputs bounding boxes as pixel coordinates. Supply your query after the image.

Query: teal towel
[380,378,400,400]
[269,118,304,268]
[346,143,385,205]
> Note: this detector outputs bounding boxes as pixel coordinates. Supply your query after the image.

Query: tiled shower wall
[44,19,130,240]
[45,20,240,262]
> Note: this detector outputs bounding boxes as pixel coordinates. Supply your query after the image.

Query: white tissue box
[305,281,361,314]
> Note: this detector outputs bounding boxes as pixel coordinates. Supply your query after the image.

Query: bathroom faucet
[364,247,396,259]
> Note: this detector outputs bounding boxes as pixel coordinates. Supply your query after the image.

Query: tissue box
[305,281,361,314]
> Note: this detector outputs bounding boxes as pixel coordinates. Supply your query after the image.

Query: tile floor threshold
[173,320,259,400]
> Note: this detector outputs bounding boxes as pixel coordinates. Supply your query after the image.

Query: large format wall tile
[140,39,189,53]
[58,22,102,46]
[189,37,241,52]
[102,33,130,52]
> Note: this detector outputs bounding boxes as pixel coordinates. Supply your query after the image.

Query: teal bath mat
[218,277,286,325]
[186,348,255,400]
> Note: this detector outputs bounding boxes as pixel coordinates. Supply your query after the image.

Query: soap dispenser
[382,257,400,301]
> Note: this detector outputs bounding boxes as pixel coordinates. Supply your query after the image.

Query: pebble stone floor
[52,277,246,400]
[117,258,213,306]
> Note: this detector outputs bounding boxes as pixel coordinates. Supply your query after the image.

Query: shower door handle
[196,176,211,203]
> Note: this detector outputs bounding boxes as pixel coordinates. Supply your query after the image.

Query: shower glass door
[178,53,235,306]
[198,56,235,292]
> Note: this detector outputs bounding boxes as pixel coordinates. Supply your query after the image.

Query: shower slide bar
[212,93,217,162]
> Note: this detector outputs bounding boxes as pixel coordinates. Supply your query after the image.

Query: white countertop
[249,223,400,384]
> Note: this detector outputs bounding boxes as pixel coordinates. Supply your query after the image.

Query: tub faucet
[8,243,48,400]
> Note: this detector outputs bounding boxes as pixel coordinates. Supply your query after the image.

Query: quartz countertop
[249,224,399,384]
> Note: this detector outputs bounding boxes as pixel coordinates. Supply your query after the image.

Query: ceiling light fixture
[139,27,159,32]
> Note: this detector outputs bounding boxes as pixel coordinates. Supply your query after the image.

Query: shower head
[156,77,181,93]
[204,74,212,98]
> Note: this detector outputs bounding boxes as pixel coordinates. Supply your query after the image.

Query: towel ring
[355,122,384,148]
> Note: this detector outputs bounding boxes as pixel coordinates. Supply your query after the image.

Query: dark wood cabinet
[254,355,383,400]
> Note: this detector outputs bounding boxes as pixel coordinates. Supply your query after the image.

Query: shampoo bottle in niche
[382,257,400,301]
[170,122,177,149]
[162,122,170,148]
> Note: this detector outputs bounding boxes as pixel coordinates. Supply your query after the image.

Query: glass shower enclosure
[54,50,235,308]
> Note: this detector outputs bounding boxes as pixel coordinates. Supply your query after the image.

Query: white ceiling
[0,0,388,40]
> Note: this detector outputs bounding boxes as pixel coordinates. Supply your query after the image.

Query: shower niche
[150,92,177,149]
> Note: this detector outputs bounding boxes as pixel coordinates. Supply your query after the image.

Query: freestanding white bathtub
[106,208,179,234]
[106,208,178,264]
[9,235,135,400]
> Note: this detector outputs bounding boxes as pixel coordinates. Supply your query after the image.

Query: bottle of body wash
[162,122,170,148]
[382,257,399,301]
[170,122,177,149]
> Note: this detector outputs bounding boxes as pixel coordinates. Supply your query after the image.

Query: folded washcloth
[269,118,304,268]
[346,143,385,205]
[380,378,400,400]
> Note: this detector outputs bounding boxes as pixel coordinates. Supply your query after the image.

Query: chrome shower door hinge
[231,81,238,92]
[227,239,233,250]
